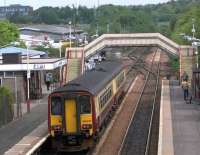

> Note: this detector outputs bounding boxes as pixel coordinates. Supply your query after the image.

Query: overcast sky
[1,0,170,9]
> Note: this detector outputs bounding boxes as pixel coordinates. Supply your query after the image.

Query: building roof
[20,24,83,35]
[53,60,124,95]
[0,46,46,57]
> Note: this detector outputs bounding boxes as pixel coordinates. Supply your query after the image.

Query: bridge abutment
[179,46,196,84]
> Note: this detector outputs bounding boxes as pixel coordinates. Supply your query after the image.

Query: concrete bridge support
[179,46,196,84]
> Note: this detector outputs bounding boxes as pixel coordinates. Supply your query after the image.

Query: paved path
[0,102,47,154]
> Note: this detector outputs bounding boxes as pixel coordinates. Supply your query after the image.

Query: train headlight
[81,124,92,129]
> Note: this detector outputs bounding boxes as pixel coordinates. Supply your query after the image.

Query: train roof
[53,60,124,95]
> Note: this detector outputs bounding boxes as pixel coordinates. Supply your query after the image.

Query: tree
[171,4,200,44]
[0,86,14,126]
[35,7,60,24]
[33,46,60,57]
[0,21,19,46]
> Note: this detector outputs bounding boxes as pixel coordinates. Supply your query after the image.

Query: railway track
[118,49,161,155]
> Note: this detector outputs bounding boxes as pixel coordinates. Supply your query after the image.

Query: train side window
[51,96,62,115]
[79,95,91,114]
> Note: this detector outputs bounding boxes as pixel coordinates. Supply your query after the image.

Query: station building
[0,4,33,19]
[0,46,67,104]
[19,24,84,43]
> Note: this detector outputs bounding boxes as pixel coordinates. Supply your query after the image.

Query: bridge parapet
[84,33,181,58]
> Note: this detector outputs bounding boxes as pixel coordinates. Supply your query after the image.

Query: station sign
[0,59,67,71]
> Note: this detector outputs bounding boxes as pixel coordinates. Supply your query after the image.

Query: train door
[65,99,77,133]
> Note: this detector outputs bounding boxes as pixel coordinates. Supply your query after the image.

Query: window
[51,96,62,115]
[99,86,113,109]
[79,95,91,114]
[116,72,125,88]
[4,72,14,78]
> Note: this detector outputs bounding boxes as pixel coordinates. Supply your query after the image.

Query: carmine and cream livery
[48,60,126,150]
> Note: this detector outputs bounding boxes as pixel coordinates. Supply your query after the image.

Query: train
[48,60,126,151]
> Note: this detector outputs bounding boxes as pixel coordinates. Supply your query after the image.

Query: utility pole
[96,0,100,36]
[192,18,196,39]
[26,42,31,113]
[76,0,79,16]
[107,23,110,33]
[69,21,72,48]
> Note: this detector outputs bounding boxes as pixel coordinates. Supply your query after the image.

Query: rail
[118,49,160,155]
[145,51,160,155]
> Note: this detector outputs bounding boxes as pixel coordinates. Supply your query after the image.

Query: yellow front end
[80,114,93,136]
[50,115,62,137]
[49,94,93,147]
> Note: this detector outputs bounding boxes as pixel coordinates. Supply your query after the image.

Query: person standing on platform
[45,72,52,91]
[182,80,189,101]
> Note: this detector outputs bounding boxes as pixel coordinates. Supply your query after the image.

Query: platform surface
[158,80,200,155]
[0,101,47,154]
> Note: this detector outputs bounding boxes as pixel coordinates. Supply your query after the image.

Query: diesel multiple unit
[48,60,126,150]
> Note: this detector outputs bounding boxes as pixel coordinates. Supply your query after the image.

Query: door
[65,99,77,133]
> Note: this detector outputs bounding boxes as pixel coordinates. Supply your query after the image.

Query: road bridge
[64,33,195,83]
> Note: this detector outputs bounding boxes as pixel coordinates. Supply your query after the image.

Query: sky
[0,0,170,9]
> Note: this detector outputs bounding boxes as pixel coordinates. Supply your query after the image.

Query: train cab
[49,92,93,145]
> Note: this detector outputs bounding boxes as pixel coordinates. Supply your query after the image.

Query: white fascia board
[0,59,67,71]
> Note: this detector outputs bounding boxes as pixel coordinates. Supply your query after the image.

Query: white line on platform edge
[26,134,49,155]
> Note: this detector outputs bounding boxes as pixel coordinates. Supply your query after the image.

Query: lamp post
[26,42,31,113]
[191,18,199,69]
[69,21,72,48]
[107,23,110,33]
[192,18,196,39]
[59,41,63,86]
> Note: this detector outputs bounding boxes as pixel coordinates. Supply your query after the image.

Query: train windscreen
[79,95,91,114]
[51,96,62,115]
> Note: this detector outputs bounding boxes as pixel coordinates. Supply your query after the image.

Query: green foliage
[0,20,19,46]
[88,5,156,35]
[6,0,200,41]
[33,46,60,57]
[170,57,180,71]
[0,87,13,121]
[15,41,27,48]
[171,4,200,44]
[0,86,13,107]
[35,7,60,24]
[48,48,60,57]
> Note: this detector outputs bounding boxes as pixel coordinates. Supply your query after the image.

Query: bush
[0,86,14,126]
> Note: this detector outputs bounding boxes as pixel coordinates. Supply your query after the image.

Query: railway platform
[0,94,48,155]
[158,80,200,155]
